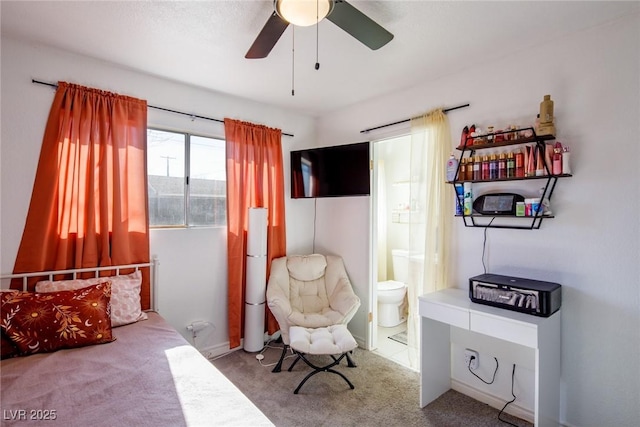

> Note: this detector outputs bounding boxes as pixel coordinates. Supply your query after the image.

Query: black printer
[469,273,561,317]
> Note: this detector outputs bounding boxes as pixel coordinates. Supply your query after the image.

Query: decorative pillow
[1,282,114,356]
[1,330,18,359]
[0,290,19,359]
[36,270,147,327]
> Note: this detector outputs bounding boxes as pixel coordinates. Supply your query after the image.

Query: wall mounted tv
[290,142,370,198]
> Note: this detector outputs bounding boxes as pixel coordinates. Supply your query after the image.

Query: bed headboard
[0,257,159,311]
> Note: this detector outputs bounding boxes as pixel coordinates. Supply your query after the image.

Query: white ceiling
[2,1,637,117]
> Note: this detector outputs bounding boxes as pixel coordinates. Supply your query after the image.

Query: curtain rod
[360,103,470,134]
[31,79,295,138]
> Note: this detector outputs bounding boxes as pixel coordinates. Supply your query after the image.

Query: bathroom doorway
[370,134,413,370]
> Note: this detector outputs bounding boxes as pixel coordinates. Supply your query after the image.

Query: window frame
[147,127,226,229]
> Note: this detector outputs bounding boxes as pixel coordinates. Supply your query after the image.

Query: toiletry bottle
[459,126,469,149]
[446,153,459,181]
[539,186,552,215]
[511,125,519,140]
[489,154,498,180]
[552,144,562,175]
[562,146,571,174]
[467,124,476,147]
[481,155,489,180]
[515,150,524,178]
[473,156,481,181]
[535,146,544,176]
[498,153,506,179]
[540,95,554,124]
[466,157,474,181]
[544,143,553,175]
[487,126,495,143]
[455,184,464,215]
[459,158,467,181]
[506,152,515,178]
[463,182,473,216]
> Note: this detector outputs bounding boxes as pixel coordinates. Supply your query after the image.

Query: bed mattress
[1,312,273,426]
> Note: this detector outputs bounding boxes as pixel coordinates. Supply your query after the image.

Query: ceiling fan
[245,0,394,59]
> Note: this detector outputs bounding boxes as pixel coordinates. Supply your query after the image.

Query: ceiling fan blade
[326,0,393,50]
[245,12,289,59]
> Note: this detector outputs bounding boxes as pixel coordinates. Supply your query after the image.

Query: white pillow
[36,270,147,327]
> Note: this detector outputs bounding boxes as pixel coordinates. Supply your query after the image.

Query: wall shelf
[451,127,571,230]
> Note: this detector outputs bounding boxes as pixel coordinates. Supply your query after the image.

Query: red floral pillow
[1,290,19,359]
[1,330,18,359]
[1,282,114,356]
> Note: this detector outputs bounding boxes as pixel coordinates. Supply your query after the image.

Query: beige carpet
[211,344,532,427]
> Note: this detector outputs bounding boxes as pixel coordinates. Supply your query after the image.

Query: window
[147,129,226,227]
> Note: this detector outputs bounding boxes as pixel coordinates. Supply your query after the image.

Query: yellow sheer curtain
[406,109,453,368]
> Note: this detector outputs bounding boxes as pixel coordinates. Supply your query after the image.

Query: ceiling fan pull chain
[315,0,320,70]
[291,25,295,96]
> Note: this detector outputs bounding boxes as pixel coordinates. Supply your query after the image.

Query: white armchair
[266,254,361,372]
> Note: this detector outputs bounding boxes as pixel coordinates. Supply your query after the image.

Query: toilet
[377,249,409,327]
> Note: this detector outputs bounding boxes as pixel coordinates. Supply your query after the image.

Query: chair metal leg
[287,354,302,372]
[272,344,289,373]
[345,350,357,368]
[291,351,356,394]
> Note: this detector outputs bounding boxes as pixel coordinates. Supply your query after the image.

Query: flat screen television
[290,142,370,198]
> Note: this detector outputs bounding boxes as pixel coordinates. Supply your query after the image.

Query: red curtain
[224,118,286,349]
[12,82,150,307]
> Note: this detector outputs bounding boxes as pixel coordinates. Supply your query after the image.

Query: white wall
[0,37,317,351]
[316,13,639,427]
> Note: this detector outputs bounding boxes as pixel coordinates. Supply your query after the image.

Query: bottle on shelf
[446,153,459,182]
[553,144,563,175]
[459,126,469,149]
[481,155,490,181]
[473,156,481,181]
[463,182,473,215]
[538,94,556,136]
[511,125,519,140]
[515,150,525,178]
[535,146,545,176]
[540,95,554,124]
[506,152,515,178]
[489,154,498,180]
[525,146,535,177]
[459,158,467,181]
[455,184,464,215]
[562,146,571,174]
[498,153,507,179]
[466,157,474,181]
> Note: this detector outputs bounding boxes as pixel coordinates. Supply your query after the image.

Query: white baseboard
[451,378,534,424]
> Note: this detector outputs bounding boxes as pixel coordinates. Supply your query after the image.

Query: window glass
[189,136,226,226]
[147,129,226,228]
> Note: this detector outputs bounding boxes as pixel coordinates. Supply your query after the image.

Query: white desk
[419,288,560,427]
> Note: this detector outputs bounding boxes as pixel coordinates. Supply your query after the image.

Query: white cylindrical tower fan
[244,207,268,352]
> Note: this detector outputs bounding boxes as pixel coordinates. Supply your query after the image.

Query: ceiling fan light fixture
[275,0,332,27]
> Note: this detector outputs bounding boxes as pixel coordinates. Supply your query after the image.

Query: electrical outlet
[464,348,479,370]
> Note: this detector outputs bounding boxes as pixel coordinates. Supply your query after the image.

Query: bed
[0,260,273,427]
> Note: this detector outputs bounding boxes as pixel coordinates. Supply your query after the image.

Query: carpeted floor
[211,344,532,427]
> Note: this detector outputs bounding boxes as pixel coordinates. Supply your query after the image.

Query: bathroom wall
[375,135,412,281]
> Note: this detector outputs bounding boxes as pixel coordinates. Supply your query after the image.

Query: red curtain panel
[224,118,286,349]
[12,82,150,308]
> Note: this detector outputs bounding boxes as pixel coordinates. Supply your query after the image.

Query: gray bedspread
[0,312,273,427]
